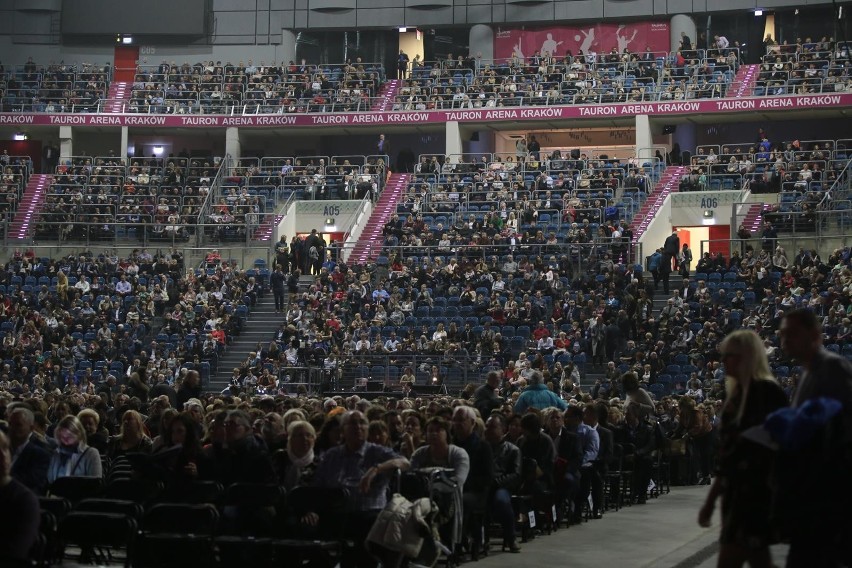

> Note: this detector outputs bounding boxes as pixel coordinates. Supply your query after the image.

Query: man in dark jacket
[662,230,680,294]
[270,265,287,312]
[474,371,503,420]
[779,309,852,567]
[8,407,50,494]
[485,414,522,552]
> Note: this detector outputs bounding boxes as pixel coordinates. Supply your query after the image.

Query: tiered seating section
[0,153,32,225]
[230,154,388,203]
[683,138,852,233]
[0,250,264,392]
[2,42,848,115]
[0,60,111,112]
[130,60,386,114]
[397,48,740,109]
[35,156,218,242]
[755,40,852,95]
[392,152,657,247]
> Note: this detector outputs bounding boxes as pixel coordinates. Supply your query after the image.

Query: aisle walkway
[477,486,788,568]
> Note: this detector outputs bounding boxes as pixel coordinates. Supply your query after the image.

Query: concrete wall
[637,193,672,261]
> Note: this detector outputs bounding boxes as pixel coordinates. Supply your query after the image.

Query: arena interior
[0,1,850,567]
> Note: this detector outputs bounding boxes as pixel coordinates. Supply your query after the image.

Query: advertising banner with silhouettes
[494,22,670,60]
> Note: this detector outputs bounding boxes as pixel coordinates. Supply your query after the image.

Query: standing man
[397,49,409,80]
[42,141,60,174]
[377,134,390,160]
[662,229,680,294]
[474,371,503,420]
[270,265,287,313]
[275,235,289,273]
[679,242,693,278]
[779,309,852,567]
[648,248,663,290]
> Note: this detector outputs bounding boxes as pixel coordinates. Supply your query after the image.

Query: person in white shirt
[383,334,400,353]
[355,334,371,353]
[714,35,730,49]
[74,276,90,294]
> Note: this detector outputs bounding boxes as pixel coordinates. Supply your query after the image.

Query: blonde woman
[106,410,153,482]
[47,415,103,483]
[698,330,787,568]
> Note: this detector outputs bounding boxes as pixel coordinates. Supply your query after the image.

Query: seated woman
[106,410,153,483]
[47,415,103,483]
[150,412,210,484]
[273,421,318,491]
[411,416,470,485]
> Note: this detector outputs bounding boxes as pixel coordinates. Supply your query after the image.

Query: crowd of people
[393,45,741,110]
[0,58,111,113]
[3,37,849,116]
[130,58,386,115]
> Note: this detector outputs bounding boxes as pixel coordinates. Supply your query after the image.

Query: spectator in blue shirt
[311,410,409,568]
[648,248,663,289]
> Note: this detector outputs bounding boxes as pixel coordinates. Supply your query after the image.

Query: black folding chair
[271,486,349,568]
[48,476,102,503]
[137,503,219,568]
[60,511,137,568]
[215,483,285,568]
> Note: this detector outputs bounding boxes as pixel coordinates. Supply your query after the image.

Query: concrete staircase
[211,293,283,392]
[630,165,688,243]
[252,214,285,242]
[348,173,409,265]
[742,202,770,234]
[104,81,132,113]
[8,174,52,240]
[371,79,400,112]
[730,64,760,98]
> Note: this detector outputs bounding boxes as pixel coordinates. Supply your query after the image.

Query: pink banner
[494,22,671,61]
[0,94,848,128]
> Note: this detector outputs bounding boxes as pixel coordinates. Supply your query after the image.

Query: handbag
[663,437,687,457]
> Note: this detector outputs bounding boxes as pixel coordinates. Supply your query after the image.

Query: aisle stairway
[371,79,400,112]
[252,213,285,242]
[730,64,760,98]
[8,174,52,240]
[104,81,132,113]
[630,165,688,243]
[348,173,409,265]
[211,293,283,392]
[742,202,770,233]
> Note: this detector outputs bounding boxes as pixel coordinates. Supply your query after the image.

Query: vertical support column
[469,24,494,66]
[670,14,697,53]
[635,115,653,163]
[59,126,73,161]
[225,127,241,164]
[445,121,463,161]
[280,29,297,64]
[120,126,129,161]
